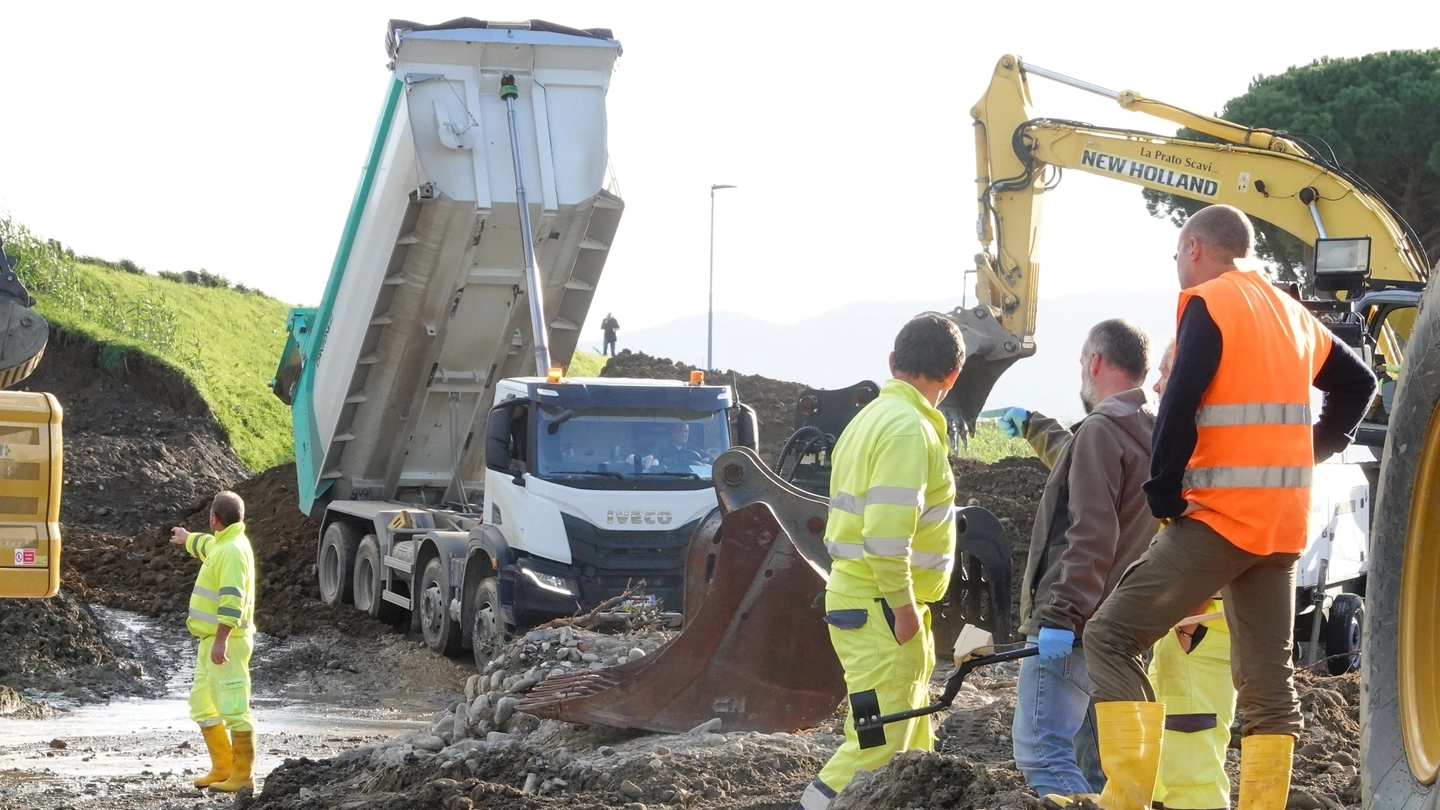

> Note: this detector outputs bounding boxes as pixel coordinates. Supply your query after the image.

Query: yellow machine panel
[0,391,62,598]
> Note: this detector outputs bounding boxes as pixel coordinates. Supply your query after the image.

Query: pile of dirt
[66,463,389,640]
[0,590,152,702]
[480,623,675,688]
[831,749,1042,810]
[601,350,808,460]
[1274,671,1362,808]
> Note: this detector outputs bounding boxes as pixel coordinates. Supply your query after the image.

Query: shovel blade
[519,500,846,733]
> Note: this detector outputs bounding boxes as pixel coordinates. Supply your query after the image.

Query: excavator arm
[946,54,1430,434]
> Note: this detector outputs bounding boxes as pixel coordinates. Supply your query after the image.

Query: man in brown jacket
[993,319,1157,799]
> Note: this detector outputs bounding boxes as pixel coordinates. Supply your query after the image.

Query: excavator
[521,56,1437,806]
[0,236,62,599]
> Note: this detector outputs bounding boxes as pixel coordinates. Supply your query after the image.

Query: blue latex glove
[985,406,1028,439]
[1037,627,1076,660]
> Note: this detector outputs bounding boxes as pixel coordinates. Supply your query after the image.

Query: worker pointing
[169,491,258,792]
[796,314,965,810]
[1075,205,1375,810]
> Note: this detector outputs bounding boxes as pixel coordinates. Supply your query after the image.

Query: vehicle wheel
[471,576,506,670]
[1362,279,1440,808]
[353,535,402,623]
[1325,593,1363,676]
[318,522,359,606]
[419,557,463,656]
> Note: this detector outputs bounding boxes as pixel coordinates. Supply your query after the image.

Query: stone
[581,652,600,663]
[488,670,506,691]
[629,647,646,659]
[1333,750,1358,767]
[652,745,671,756]
[494,696,521,726]
[649,759,664,771]
[415,736,447,752]
[505,712,541,736]
[723,742,744,754]
[1288,790,1324,810]
[522,773,539,795]
[486,732,511,745]
[598,746,616,757]
[433,716,455,735]
[620,780,645,799]
[616,656,629,665]
[464,674,481,702]
[550,668,567,679]
[589,662,605,671]
[509,676,538,693]
[689,718,722,735]
[703,733,727,747]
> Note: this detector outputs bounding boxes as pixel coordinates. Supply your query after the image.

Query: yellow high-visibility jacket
[185,521,256,638]
[824,378,956,607]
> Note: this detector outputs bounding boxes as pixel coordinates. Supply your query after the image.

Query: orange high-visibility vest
[1179,269,1332,556]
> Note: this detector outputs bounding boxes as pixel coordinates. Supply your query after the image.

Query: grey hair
[1084,319,1151,383]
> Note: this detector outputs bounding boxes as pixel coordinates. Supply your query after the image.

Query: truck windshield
[535,406,730,481]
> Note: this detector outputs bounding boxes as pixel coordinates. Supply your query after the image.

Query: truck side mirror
[485,400,530,474]
[734,404,759,452]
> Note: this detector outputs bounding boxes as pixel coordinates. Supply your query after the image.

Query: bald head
[1176,204,1255,288]
[211,491,244,528]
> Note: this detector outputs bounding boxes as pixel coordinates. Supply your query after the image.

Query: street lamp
[708,183,737,370]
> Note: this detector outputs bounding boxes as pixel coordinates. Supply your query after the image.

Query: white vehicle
[271,18,756,666]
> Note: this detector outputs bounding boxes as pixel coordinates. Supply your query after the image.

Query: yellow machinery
[0,238,61,598]
[950,56,1436,810]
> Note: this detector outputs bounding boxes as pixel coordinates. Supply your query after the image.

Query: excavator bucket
[929,304,1035,440]
[519,448,845,733]
[0,239,48,389]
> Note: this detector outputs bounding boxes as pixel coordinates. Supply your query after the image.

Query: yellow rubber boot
[212,730,254,792]
[1238,734,1294,810]
[193,723,231,788]
[1094,701,1166,810]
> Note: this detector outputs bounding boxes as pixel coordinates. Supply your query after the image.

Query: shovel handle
[854,645,1041,731]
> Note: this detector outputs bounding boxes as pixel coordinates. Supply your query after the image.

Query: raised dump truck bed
[274,19,624,517]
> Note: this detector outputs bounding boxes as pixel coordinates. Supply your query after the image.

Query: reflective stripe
[189,608,218,624]
[864,486,923,507]
[1183,466,1313,489]
[800,779,836,810]
[217,606,244,619]
[192,586,220,601]
[912,551,954,571]
[825,541,866,560]
[920,503,953,523]
[863,537,911,557]
[830,492,865,516]
[218,586,244,598]
[1195,402,1312,427]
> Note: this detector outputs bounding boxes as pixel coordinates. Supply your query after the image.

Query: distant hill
[593,291,1181,421]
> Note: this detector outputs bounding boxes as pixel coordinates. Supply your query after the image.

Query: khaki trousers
[1083,517,1302,738]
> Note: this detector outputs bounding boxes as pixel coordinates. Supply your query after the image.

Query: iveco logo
[607,510,672,525]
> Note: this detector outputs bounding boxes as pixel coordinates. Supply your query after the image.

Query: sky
[1,1,1431,342]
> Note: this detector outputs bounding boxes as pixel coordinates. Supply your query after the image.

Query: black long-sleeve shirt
[1143,297,1376,519]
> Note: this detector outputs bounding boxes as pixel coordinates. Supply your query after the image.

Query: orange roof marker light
[689,371,705,386]
[547,367,564,384]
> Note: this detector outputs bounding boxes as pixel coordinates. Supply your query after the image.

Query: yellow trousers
[1148,607,1236,810]
[802,592,934,808]
[189,633,255,733]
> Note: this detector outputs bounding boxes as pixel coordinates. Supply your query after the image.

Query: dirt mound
[0,590,152,702]
[832,749,1040,810]
[69,463,391,640]
[16,331,250,531]
[602,350,808,461]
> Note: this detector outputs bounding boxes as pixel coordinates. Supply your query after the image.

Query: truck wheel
[318,522,359,606]
[1324,593,1363,676]
[1362,281,1440,808]
[419,557,463,656]
[471,576,505,670]
[353,535,403,623]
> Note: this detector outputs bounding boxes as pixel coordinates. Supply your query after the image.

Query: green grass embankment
[3,218,294,471]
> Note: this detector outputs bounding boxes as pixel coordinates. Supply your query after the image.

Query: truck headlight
[519,564,577,596]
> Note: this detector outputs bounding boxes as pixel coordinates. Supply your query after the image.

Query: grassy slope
[37,261,293,472]
[566,349,606,378]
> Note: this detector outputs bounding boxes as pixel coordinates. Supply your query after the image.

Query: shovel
[851,645,1040,750]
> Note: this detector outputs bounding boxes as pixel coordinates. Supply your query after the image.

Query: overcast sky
[1,2,1429,340]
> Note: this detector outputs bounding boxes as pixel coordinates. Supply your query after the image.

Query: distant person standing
[601,313,620,356]
[169,491,257,792]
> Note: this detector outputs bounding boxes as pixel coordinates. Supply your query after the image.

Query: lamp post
[708,183,737,370]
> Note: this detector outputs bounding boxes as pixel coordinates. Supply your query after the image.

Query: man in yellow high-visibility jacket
[796,314,965,810]
[169,490,257,792]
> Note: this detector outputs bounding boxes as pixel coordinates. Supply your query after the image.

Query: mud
[601,350,808,462]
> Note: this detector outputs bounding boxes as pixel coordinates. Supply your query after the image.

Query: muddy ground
[0,341,1368,810]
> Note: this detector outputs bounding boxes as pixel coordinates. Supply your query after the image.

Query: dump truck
[271,18,757,667]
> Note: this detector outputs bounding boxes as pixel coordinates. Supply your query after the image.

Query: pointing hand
[981,407,1029,439]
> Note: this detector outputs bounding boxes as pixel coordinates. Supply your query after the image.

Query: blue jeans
[1012,635,1105,796]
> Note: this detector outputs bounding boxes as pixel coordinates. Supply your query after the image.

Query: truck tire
[318,522,359,606]
[419,556,463,656]
[1362,280,1440,810]
[353,535,404,623]
[1324,593,1363,676]
[471,576,505,670]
